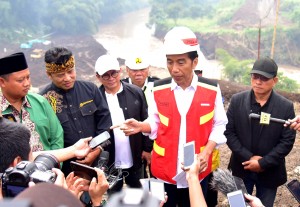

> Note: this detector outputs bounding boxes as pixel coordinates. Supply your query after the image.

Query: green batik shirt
[0,92,64,152]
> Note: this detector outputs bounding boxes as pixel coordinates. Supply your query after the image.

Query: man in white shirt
[115,26,228,207]
[94,55,152,194]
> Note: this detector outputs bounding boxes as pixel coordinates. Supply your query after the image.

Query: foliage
[216,48,252,84]
[214,0,246,25]
[275,72,300,93]
[0,0,148,42]
[216,48,299,93]
[148,0,219,30]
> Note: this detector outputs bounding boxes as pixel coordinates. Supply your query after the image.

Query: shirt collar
[170,73,198,91]
[250,89,273,107]
[128,77,148,90]
[0,93,31,111]
[51,81,76,93]
[105,82,123,97]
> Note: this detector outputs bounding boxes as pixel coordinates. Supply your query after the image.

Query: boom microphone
[249,113,291,125]
[210,169,247,196]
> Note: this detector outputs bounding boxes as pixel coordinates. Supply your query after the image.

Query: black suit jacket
[225,90,296,187]
[100,81,153,170]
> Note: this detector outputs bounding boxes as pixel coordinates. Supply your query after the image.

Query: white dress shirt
[105,84,133,169]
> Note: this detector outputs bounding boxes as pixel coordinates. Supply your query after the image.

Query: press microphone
[96,150,122,189]
[97,150,109,170]
[249,113,291,125]
[100,139,111,149]
[210,169,247,196]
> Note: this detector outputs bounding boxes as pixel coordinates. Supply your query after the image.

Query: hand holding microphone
[287,115,300,132]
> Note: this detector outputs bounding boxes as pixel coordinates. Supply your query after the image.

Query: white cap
[163,26,199,55]
[125,55,150,70]
[95,55,120,75]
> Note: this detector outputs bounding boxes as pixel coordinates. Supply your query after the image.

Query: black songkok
[0,52,28,76]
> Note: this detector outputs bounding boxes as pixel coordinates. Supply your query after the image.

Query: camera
[1,153,59,197]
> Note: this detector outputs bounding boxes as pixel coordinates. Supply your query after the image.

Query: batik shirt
[0,92,64,151]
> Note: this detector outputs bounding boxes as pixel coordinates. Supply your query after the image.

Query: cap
[95,54,120,75]
[163,26,199,55]
[0,52,28,76]
[125,55,149,70]
[251,57,278,78]
[14,183,83,207]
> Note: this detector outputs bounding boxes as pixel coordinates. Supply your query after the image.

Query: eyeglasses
[101,70,119,80]
[251,74,271,82]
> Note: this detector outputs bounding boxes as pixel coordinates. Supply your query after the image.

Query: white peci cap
[95,54,120,75]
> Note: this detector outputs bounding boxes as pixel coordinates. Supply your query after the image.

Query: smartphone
[227,190,247,207]
[89,131,110,149]
[286,179,300,203]
[183,141,195,169]
[70,161,97,181]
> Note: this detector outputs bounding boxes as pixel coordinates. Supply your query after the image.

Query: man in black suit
[123,54,158,178]
[225,57,296,207]
[94,54,152,194]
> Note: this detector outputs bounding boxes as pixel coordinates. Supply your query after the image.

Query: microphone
[210,169,247,196]
[100,139,111,149]
[97,150,109,171]
[249,113,291,125]
[96,150,122,189]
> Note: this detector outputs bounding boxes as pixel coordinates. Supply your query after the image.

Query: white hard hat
[125,55,149,70]
[163,26,199,55]
[95,54,120,75]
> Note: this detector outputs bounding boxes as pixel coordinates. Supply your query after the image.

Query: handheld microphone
[96,150,122,189]
[97,151,109,170]
[249,113,291,125]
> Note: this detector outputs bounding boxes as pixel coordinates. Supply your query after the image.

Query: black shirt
[40,80,112,147]
[250,90,272,154]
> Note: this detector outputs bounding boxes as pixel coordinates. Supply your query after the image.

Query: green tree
[217,48,299,93]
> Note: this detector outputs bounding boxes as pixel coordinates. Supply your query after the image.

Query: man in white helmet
[123,54,159,104]
[123,54,159,178]
[94,55,153,194]
[115,26,228,207]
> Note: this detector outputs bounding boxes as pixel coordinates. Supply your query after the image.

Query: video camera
[1,153,59,197]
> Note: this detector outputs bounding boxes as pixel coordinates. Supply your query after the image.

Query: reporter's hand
[287,116,300,132]
[73,137,92,159]
[184,154,206,181]
[66,172,90,197]
[76,147,101,166]
[244,193,265,207]
[89,168,109,206]
[52,168,67,189]
[159,193,168,207]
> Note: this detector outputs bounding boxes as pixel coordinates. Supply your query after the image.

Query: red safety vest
[151,77,220,184]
